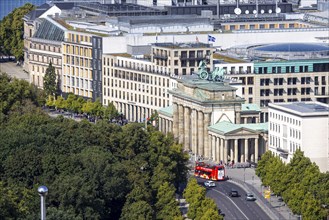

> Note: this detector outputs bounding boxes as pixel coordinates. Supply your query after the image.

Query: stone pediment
[224,127,258,136]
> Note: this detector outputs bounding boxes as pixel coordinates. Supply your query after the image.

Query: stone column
[219,138,223,162]
[234,139,238,163]
[216,137,220,163]
[230,141,234,162]
[198,111,204,156]
[212,135,216,161]
[178,105,184,144]
[159,117,162,132]
[255,137,259,163]
[244,138,249,162]
[184,107,190,151]
[172,103,179,139]
[191,109,198,155]
[204,113,210,158]
[165,119,169,134]
[224,139,228,163]
[236,111,241,124]
[209,134,212,160]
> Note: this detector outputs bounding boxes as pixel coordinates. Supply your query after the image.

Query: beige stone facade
[62,32,94,98]
[159,77,268,164]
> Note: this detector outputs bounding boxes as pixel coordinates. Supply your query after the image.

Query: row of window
[29,54,61,66]
[270,112,301,126]
[105,79,169,98]
[64,44,92,57]
[64,76,92,90]
[64,55,92,68]
[30,43,61,53]
[63,66,92,79]
[67,33,91,44]
[224,23,305,31]
[63,86,92,98]
[108,69,170,87]
[106,89,168,108]
[258,65,310,74]
[31,65,60,75]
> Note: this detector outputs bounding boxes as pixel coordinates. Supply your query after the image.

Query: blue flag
[208,35,216,42]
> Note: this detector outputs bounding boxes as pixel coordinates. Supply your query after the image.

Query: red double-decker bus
[194,162,226,181]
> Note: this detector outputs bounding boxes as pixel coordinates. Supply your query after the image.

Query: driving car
[204,181,216,187]
[229,189,239,197]
[245,193,256,201]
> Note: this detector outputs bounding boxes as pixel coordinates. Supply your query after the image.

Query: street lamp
[243,167,246,182]
[38,186,48,220]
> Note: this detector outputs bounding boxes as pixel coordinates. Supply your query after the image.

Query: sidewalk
[227,167,299,220]
[0,61,29,81]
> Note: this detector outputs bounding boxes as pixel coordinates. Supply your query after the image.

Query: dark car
[229,189,239,197]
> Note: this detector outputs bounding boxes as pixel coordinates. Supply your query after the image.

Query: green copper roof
[158,105,173,117]
[209,121,268,134]
[241,104,261,112]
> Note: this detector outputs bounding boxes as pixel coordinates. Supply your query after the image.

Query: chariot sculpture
[197,60,225,82]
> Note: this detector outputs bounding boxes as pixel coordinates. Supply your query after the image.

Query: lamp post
[38,186,48,220]
[243,167,246,182]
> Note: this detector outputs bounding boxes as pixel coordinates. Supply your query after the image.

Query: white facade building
[268,102,329,172]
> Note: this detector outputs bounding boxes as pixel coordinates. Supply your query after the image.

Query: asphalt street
[197,178,272,220]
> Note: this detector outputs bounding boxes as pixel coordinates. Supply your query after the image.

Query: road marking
[212,188,250,220]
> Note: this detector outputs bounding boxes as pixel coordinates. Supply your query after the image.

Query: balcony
[153,54,168,60]
[179,56,204,61]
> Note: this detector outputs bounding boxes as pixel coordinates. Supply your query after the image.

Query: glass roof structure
[33,18,65,42]
[254,43,329,52]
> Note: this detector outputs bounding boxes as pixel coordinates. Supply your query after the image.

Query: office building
[268,102,329,172]
[214,43,329,121]
[102,42,213,122]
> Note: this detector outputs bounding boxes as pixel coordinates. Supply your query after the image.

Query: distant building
[268,102,329,172]
[102,42,213,122]
[215,43,329,122]
[0,0,47,20]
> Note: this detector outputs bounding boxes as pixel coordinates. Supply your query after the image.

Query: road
[197,178,272,220]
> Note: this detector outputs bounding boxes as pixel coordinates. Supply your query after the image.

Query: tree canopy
[0,74,189,219]
[256,150,329,220]
[43,62,58,97]
[0,3,35,60]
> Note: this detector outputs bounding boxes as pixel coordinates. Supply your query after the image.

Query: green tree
[0,3,35,60]
[120,200,153,220]
[103,101,119,120]
[46,95,56,108]
[0,182,35,219]
[43,62,57,97]
[81,99,94,116]
[71,97,85,114]
[155,182,183,220]
[54,96,65,110]
[196,198,223,220]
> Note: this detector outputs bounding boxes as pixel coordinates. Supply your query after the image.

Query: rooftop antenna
[255,0,259,17]
[234,0,242,16]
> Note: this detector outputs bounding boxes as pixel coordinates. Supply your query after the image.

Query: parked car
[229,189,239,197]
[245,193,256,201]
[204,180,216,187]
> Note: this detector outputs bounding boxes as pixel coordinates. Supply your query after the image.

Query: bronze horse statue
[197,60,225,82]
